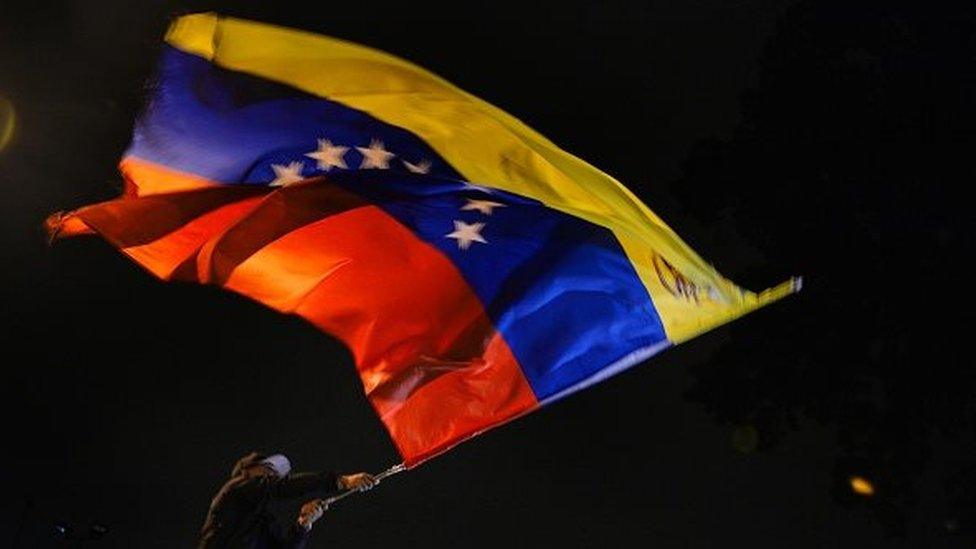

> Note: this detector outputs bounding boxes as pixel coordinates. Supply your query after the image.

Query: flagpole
[323,463,406,507]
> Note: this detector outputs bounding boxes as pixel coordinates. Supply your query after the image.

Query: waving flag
[48,13,798,467]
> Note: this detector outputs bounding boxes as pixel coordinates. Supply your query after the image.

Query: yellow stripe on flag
[165,13,798,343]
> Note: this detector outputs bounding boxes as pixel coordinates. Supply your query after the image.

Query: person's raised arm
[260,470,378,500]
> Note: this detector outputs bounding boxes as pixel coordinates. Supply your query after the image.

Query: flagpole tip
[792,276,804,293]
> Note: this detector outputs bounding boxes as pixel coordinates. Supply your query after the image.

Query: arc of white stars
[269,161,305,187]
[445,220,488,250]
[304,139,349,171]
[461,198,506,215]
[403,158,432,174]
[356,139,396,169]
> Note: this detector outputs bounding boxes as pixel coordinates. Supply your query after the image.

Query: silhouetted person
[199,452,376,548]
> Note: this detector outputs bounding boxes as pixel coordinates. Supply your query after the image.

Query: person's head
[231,451,292,479]
[257,454,292,478]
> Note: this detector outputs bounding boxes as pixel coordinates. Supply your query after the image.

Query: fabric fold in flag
[49,13,799,467]
[50,174,673,465]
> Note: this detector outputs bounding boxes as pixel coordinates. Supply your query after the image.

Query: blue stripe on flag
[127,46,462,184]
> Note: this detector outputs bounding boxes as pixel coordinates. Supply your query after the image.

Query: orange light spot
[0,96,15,151]
[849,476,875,496]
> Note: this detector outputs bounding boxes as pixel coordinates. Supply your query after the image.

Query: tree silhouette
[676,0,976,538]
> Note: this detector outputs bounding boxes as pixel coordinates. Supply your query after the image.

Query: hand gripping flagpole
[322,463,406,508]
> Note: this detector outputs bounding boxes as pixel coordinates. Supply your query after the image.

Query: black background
[1,1,973,547]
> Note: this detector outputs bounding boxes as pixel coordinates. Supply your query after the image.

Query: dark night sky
[1,1,971,547]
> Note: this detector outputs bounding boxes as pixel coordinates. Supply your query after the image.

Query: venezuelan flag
[48,13,798,467]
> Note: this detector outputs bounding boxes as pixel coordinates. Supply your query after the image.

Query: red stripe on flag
[54,179,540,465]
[195,180,367,285]
[221,204,540,466]
[124,197,266,280]
[48,187,268,280]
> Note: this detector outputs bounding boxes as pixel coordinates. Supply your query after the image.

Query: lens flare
[849,475,875,496]
[0,96,15,151]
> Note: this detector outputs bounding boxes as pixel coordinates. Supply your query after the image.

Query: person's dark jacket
[198,453,340,549]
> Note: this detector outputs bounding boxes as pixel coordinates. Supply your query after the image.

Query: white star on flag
[269,161,305,187]
[403,158,432,174]
[304,139,349,171]
[461,198,506,215]
[462,181,494,194]
[445,220,488,250]
[357,139,395,169]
